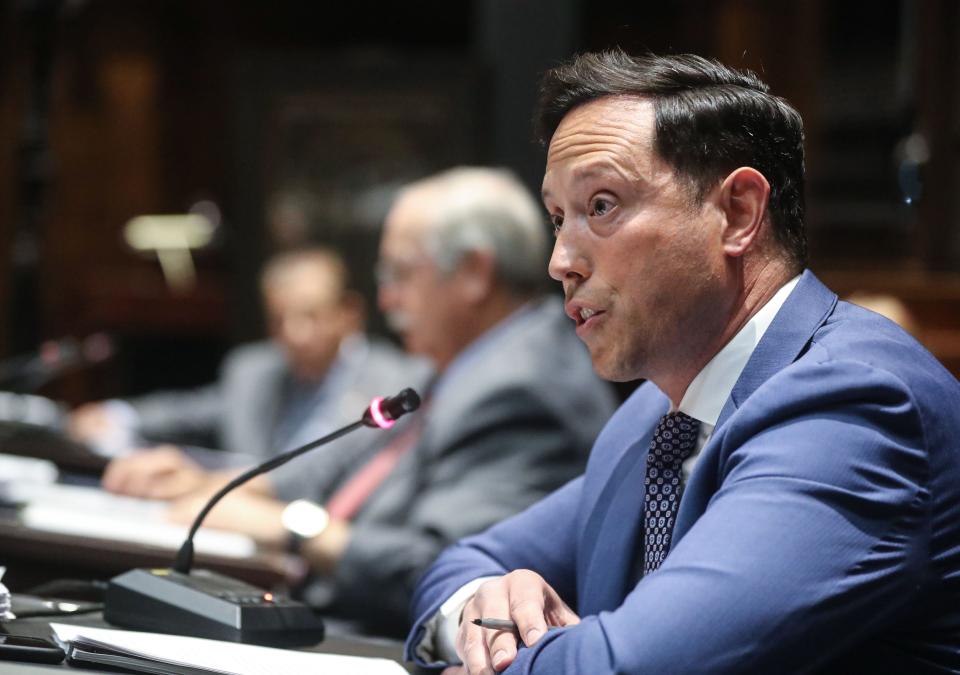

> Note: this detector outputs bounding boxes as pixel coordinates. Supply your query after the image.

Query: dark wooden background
[0,0,957,406]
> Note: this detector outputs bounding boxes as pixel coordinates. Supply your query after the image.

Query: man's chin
[590,350,640,383]
[400,336,431,360]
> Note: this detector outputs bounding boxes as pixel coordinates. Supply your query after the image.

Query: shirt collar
[678,275,801,426]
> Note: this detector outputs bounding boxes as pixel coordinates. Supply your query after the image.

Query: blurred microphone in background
[0,333,114,430]
[0,333,114,393]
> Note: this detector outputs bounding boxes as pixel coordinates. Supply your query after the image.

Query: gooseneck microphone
[103,387,420,647]
[172,387,421,575]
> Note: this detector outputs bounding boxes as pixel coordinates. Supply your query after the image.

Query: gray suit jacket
[306,297,618,635]
[128,337,431,500]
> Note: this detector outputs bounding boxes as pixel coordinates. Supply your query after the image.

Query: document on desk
[18,483,255,558]
[51,623,407,675]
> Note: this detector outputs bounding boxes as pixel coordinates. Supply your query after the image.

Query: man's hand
[101,445,208,499]
[455,570,579,674]
[68,403,115,443]
[168,491,352,572]
[166,490,287,547]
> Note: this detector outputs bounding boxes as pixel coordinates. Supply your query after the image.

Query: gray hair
[407,167,548,295]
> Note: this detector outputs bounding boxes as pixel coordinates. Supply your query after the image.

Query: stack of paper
[0,453,58,503]
[19,482,255,558]
[0,566,13,620]
[51,624,408,675]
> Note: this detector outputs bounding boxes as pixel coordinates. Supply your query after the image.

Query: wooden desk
[0,517,430,673]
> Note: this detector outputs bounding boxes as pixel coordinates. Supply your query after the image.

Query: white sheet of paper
[19,483,255,558]
[0,566,13,620]
[0,453,58,491]
[51,623,408,675]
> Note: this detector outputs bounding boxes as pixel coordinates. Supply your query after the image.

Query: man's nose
[548,228,589,283]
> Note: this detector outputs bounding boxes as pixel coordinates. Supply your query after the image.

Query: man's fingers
[486,629,519,672]
[507,596,550,646]
[103,447,207,499]
[103,462,152,495]
[101,456,135,492]
[457,570,572,672]
[103,448,172,494]
[458,589,507,675]
[459,623,497,675]
[470,578,518,669]
[504,571,550,646]
[441,667,466,675]
[129,464,178,498]
[144,470,199,500]
[545,593,581,628]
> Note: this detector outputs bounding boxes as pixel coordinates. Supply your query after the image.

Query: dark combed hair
[536,49,808,270]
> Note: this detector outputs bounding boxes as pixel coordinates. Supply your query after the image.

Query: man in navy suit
[406,50,960,673]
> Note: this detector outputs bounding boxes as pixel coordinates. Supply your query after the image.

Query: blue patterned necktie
[642,411,701,575]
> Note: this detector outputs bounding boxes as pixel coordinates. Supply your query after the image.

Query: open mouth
[575,307,605,327]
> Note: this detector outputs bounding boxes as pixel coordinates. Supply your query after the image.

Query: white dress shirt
[417,276,802,664]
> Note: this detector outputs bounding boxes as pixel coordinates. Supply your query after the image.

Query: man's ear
[455,250,497,303]
[718,167,770,257]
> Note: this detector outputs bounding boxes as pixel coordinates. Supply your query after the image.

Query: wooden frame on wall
[226,50,482,340]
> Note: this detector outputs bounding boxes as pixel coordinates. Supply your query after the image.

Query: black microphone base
[104,568,325,648]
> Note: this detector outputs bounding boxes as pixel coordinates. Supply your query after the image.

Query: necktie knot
[647,411,700,468]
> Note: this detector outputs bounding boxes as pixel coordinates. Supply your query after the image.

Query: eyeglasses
[374,256,430,286]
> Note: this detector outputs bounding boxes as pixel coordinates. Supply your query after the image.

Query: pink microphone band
[368,396,395,429]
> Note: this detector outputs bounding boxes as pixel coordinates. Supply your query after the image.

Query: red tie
[324,417,423,521]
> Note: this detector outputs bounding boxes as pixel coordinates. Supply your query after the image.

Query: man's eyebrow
[542,163,633,201]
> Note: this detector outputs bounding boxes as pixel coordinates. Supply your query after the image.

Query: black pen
[471,618,518,631]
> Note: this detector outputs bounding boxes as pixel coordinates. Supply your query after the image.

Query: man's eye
[550,215,564,235]
[590,197,613,217]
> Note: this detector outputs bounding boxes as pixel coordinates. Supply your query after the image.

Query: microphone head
[392,388,421,414]
[362,388,421,429]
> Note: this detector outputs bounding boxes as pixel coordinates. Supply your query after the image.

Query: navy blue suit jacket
[407,272,960,673]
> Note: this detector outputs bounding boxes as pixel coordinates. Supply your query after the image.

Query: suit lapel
[714,270,837,432]
[579,395,669,616]
[673,271,838,541]
[579,272,840,616]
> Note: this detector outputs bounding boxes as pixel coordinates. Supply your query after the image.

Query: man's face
[264,263,357,381]
[544,97,730,384]
[377,194,462,369]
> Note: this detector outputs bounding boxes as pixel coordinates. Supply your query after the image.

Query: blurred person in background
[159,167,617,637]
[70,246,428,503]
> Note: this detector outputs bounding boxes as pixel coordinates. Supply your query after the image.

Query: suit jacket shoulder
[128,340,287,452]
[422,297,616,461]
